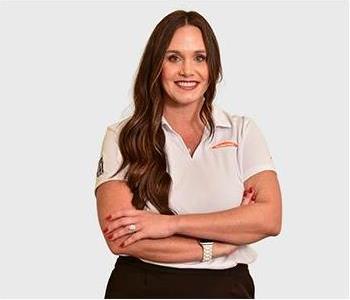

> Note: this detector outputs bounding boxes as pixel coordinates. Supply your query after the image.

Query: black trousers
[105,256,255,299]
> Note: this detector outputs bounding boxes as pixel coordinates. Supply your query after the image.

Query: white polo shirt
[95,104,277,269]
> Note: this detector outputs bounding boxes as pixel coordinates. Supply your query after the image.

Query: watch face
[199,240,214,245]
[200,239,213,243]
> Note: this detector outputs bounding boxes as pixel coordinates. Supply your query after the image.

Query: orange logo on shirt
[211,140,238,149]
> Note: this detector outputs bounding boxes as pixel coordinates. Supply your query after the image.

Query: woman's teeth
[175,81,199,89]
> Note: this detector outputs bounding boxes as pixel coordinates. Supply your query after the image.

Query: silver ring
[128,224,136,232]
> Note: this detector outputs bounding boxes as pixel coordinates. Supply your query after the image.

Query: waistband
[115,255,248,275]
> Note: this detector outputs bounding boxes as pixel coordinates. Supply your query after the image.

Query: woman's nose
[179,60,194,76]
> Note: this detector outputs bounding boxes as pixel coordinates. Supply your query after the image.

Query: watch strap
[199,240,214,262]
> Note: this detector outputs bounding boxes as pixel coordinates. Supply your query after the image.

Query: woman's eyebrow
[165,50,207,54]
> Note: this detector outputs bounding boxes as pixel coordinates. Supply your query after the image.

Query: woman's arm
[109,170,281,247]
[113,234,237,263]
[108,189,259,263]
[174,170,282,245]
[96,180,241,263]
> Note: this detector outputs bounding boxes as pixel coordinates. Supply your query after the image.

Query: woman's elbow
[265,199,282,236]
[105,242,119,255]
[105,239,126,255]
[268,215,282,236]
[269,223,282,236]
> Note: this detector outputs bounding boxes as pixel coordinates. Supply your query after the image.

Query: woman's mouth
[174,81,199,90]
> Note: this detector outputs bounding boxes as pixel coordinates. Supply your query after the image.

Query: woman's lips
[174,81,199,90]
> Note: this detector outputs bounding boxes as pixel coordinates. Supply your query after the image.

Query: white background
[0,0,348,298]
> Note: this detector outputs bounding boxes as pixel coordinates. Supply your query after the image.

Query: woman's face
[161,25,209,106]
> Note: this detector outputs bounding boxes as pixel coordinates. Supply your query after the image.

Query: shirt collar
[161,104,232,131]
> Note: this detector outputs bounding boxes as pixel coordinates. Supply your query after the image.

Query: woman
[95,10,282,299]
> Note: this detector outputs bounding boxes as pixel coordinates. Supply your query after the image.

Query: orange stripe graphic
[211,140,238,149]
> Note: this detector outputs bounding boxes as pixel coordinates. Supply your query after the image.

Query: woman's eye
[196,55,207,62]
[168,55,180,62]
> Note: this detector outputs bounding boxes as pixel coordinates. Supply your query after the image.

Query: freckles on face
[161,25,209,104]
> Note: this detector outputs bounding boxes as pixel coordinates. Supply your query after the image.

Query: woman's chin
[167,93,205,105]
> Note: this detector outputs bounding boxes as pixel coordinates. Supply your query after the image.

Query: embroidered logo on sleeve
[96,156,104,177]
[211,140,238,149]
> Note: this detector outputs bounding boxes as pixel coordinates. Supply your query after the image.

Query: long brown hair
[110,10,223,214]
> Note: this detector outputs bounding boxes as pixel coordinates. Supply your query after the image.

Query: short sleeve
[94,126,128,195]
[238,116,277,182]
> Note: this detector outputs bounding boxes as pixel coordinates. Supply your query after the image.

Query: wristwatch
[199,239,214,262]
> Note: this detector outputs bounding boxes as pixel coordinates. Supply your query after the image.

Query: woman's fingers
[103,216,137,236]
[241,188,256,206]
[105,209,140,221]
[106,226,133,241]
[102,210,180,243]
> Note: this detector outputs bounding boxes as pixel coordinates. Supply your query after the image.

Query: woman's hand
[103,209,176,247]
[241,186,256,206]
